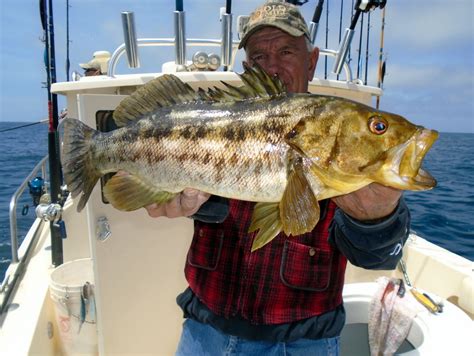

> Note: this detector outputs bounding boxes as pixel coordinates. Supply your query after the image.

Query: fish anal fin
[103,173,176,211]
[280,163,320,236]
[248,202,283,252]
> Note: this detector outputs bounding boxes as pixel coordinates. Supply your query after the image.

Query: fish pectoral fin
[248,166,321,252]
[280,163,320,236]
[248,203,283,252]
[103,173,177,211]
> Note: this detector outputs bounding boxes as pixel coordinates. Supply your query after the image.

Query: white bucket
[49,258,98,356]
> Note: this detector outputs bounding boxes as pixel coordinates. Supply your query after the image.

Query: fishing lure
[410,288,442,314]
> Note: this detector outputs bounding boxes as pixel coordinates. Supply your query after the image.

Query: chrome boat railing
[107,38,353,82]
[9,155,49,264]
[1,155,49,316]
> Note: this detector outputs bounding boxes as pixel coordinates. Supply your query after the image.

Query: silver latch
[96,216,111,242]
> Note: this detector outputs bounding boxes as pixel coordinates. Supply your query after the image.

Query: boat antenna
[39,0,64,267]
[65,0,70,81]
[376,6,386,109]
[364,11,371,84]
[221,0,233,71]
[309,0,324,45]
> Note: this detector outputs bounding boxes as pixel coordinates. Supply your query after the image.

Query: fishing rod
[364,11,371,85]
[0,120,48,133]
[357,14,364,78]
[336,0,344,80]
[337,0,344,45]
[40,0,64,267]
[309,0,324,44]
[376,6,386,109]
[347,0,354,68]
[325,0,329,79]
[66,0,70,81]
[332,0,386,76]
[356,13,363,79]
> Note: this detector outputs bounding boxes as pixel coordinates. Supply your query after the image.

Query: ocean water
[0,122,473,281]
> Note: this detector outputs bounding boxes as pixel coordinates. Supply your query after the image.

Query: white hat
[79,51,111,74]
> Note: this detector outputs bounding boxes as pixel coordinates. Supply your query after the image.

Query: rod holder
[309,22,319,45]
[121,12,140,68]
[221,12,233,67]
[332,28,354,75]
[174,11,186,66]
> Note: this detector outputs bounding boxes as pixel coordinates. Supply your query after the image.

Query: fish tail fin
[61,118,101,212]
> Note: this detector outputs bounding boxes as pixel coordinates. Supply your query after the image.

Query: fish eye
[368,116,388,135]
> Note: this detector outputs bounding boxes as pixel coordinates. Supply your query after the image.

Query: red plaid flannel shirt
[185,199,347,325]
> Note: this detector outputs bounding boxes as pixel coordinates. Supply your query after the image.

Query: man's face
[244,27,319,94]
[85,68,101,76]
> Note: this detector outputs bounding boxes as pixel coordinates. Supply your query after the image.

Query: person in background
[147,1,410,355]
[79,50,111,76]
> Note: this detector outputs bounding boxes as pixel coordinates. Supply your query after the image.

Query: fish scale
[93,99,305,201]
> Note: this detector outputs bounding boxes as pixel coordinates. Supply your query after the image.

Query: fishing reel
[28,177,46,207]
[285,0,309,5]
[355,0,387,12]
[36,201,67,239]
[186,51,221,72]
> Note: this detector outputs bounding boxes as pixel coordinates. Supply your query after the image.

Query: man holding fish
[61,0,438,354]
[145,1,412,355]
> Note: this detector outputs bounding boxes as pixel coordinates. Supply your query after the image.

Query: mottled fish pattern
[61,65,438,250]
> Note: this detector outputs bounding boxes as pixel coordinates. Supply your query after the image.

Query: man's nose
[262,56,280,77]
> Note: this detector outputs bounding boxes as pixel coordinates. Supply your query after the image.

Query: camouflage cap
[238,0,310,49]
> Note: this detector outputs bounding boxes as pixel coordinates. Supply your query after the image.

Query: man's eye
[252,55,265,61]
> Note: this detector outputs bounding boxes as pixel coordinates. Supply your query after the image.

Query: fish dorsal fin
[240,62,286,97]
[113,64,286,127]
[113,74,199,127]
[205,63,287,103]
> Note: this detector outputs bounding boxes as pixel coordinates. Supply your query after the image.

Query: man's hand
[332,183,402,222]
[145,189,211,218]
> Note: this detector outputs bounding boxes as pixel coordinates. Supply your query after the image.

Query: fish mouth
[393,128,438,190]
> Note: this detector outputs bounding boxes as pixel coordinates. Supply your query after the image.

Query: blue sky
[0,0,473,133]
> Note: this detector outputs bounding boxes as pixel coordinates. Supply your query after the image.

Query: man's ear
[308,47,319,79]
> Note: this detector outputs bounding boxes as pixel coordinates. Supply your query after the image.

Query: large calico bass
[61,65,438,251]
